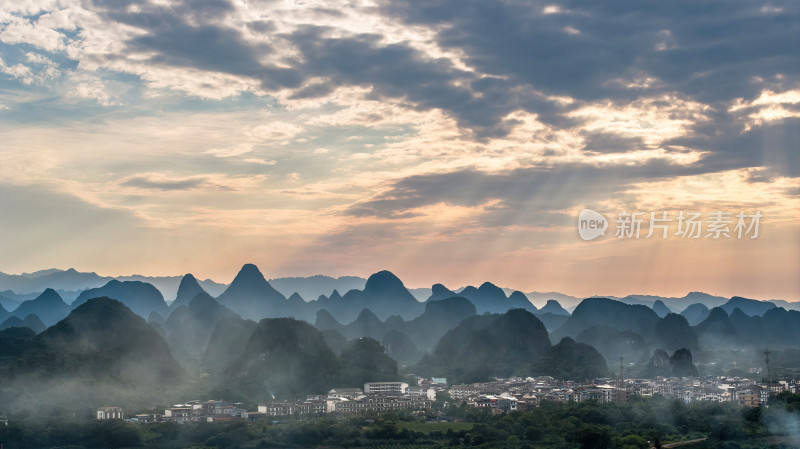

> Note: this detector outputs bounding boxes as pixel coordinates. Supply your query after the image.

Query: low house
[206,414,237,423]
[130,414,160,424]
[164,405,195,423]
[328,388,363,399]
[241,411,267,422]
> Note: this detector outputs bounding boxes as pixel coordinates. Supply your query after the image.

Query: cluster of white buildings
[102,382,436,424]
[101,400,246,424]
[96,377,800,423]
[441,376,800,413]
[444,378,620,413]
[249,382,435,419]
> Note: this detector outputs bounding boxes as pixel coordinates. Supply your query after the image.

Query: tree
[578,424,612,449]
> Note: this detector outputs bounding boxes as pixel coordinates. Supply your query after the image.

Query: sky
[0,0,798,300]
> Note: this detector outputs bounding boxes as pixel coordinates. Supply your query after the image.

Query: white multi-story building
[449,385,483,399]
[257,401,326,416]
[328,395,431,413]
[364,382,408,395]
[97,407,124,420]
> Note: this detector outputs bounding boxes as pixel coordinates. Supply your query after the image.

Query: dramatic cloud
[345,160,715,221]
[0,0,797,299]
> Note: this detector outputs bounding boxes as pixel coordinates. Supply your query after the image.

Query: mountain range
[2,268,797,313]
[2,264,797,356]
[0,269,368,307]
[1,261,799,414]
[0,268,227,301]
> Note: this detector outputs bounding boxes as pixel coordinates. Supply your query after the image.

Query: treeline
[1,394,799,448]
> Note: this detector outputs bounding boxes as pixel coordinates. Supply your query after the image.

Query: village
[96,376,800,424]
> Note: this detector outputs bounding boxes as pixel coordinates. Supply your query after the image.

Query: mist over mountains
[0,297,184,410]
[1,263,799,413]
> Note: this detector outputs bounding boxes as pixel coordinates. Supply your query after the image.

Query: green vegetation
[397,421,475,434]
[225,319,404,400]
[339,337,402,386]
[530,336,608,380]
[416,309,607,383]
[225,317,342,398]
[415,309,552,383]
[2,394,799,448]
